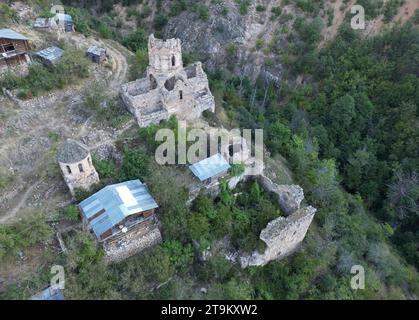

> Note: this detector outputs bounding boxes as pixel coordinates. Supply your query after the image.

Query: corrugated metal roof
[79,180,158,238]
[87,46,106,56]
[55,13,73,22]
[0,29,28,40]
[35,47,64,62]
[34,18,54,28]
[31,287,64,300]
[189,153,231,181]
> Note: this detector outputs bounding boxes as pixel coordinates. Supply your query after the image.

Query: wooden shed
[0,29,30,69]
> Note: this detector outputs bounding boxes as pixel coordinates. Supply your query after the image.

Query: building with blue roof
[79,180,159,241]
[31,287,64,300]
[189,153,231,182]
[34,47,64,65]
[0,29,30,69]
[54,13,74,32]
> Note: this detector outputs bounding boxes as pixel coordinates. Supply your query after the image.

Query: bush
[64,205,80,221]
[0,168,14,190]
[93,158,116,179]
[256,5,266,12]
[129,48,149,80]
[0,4,18,28]
[122,29,147,52]
[119,147,150,181]
[0,213,52,262]
[235,0,251,15]
[230,163,245,176]
[153,14,168,31]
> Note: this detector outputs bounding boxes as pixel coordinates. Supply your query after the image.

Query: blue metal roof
[35,47,64,63]
[0,29,28,40]
[55,13,73,22]
[31,287,64,300]
[189,153,231,181]
[79,180,159,238]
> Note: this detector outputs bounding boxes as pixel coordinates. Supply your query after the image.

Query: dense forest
[0,0,418,299]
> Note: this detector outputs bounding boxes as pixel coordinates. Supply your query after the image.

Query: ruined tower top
[56,139,99,196]
[148,34,183,76]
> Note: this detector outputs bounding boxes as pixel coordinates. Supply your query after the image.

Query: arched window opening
[179,90,183,100]
[78,163,84,173]
[171,55,176,66]
[66,165,71,174]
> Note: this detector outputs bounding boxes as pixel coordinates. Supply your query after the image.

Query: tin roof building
[79,180,159,241]
[189,153,231,182]
[0,29,30,69]
[34,46,64,65]
[86,46,107,64]
[0,29,28,41]
[31,287,64,300]
[55,13,74,32]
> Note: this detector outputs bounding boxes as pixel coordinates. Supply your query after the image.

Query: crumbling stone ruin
[120,34,215,127]
[56,139,100,197]
[186,131,316,267]
[239,206,317,268]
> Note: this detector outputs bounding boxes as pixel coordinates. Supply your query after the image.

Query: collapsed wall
[189,159,316,268]
[239,206,316,268]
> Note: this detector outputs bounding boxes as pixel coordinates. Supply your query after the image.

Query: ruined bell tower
[56,139,100,197]
[147,34,183,83]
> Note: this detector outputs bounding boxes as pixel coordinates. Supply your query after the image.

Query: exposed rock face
[120,34,215,127]
[239,206,317,268]
[163,1,246,71]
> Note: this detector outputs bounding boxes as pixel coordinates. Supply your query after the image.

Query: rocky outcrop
[163,1,246,72]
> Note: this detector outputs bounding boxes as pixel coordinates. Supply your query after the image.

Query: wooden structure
[78,180,159,242]
[0,29,30,69]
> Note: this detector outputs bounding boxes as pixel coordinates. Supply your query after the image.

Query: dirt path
[0,30,133,224]
[321,0,357,46]
[0,180,42,224]
[103,39,131,92]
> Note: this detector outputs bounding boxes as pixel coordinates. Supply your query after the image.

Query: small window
[78,163,84,172]
[66,165,71,174]
[5,44,15,52]
[171,55,176,66]
[179,90,183,100]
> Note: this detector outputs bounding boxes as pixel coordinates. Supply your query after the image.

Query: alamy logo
[154,122,264,176]
[350,265,365,290]
[351,5,366,30]
[50,265,65,290]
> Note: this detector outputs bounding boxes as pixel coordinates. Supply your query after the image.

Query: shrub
[64,205,80,221]
[230,163,245,176]
[153,14,168,31]
[256,5,266,12]
[93,158,116,179]
[122,29,147,52]
[119,147,150,181]
[0,168,14,190]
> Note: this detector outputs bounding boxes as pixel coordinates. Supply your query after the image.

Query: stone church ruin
[120,34,215,127]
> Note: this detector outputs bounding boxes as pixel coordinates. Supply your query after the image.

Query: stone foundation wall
[188,165,316,268]
[104,225,162,264]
